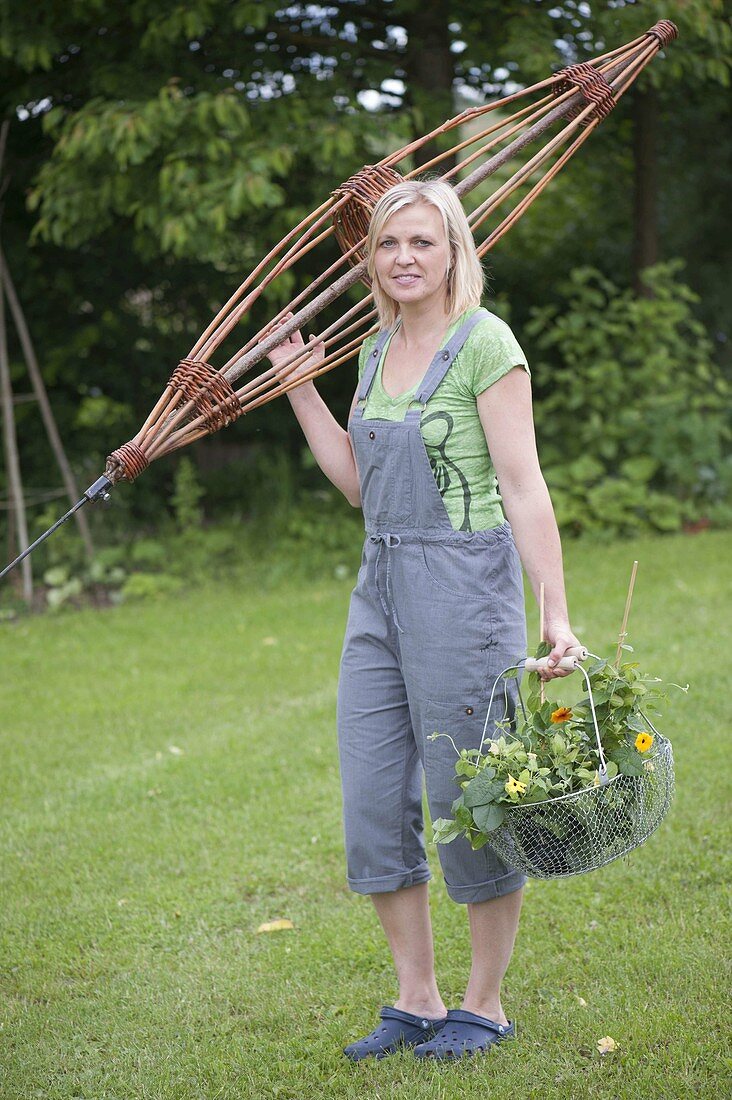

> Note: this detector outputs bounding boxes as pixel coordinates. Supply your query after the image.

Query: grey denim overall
[336,309,528,904]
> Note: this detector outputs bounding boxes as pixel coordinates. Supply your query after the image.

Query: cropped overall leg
[337,552,431,894]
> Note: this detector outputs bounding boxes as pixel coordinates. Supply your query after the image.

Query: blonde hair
[365,179,484,330]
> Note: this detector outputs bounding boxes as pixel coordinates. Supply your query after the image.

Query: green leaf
[522,786,549,804]
[432,818,462,844]
[455,759,478,778]
[609,742,645,777]
[463,770,501,809]
[472,803,505,834]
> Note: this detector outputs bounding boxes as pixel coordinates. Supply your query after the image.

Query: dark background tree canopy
[1,0,730,544]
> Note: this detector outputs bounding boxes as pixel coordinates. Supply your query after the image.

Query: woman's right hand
[265,311,325,385]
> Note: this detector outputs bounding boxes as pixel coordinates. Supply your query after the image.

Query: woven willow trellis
[102,19,677,487]
[0,20,677,580]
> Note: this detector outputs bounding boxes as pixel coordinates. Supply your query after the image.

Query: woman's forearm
[287,382,361,506]
[501,481,572,631]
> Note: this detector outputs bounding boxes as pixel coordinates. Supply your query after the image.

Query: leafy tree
[0,0,729,544]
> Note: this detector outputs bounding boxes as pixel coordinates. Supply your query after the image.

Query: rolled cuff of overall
[347,864,432,895]
[443,867,527,904]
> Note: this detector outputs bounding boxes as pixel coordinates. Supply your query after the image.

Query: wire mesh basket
[482,657,675,879]
[487,733,675,878]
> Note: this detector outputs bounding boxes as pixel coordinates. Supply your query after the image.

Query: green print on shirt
[422,410,473,532]
[357,308,531,532]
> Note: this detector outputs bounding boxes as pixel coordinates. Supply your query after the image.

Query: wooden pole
[615,560,639,667]
[0,254,32,602]
[0,119,32,602]
[0,248,94,561]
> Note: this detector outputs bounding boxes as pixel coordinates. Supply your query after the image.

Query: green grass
[1,529,731,1099]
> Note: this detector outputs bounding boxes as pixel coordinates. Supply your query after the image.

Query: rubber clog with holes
[343,1006,447,1061]
[413,1009,515,1059]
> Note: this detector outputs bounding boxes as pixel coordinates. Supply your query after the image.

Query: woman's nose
[395,246,415,265]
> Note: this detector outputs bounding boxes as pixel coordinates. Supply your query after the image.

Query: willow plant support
[0,21,678,582]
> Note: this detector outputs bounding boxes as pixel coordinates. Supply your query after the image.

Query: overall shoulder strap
[357,327,395,401]
[414,308,489,406]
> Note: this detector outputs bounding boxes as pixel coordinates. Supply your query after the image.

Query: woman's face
[373,202,451,313]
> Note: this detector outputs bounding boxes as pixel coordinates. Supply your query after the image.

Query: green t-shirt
[357,307,529,532]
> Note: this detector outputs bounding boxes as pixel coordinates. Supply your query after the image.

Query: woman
[267,179,581,1061]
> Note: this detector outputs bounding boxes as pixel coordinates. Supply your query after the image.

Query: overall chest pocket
[358,423,414,526]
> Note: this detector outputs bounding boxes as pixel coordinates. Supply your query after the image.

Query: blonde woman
[267,179,581,1060]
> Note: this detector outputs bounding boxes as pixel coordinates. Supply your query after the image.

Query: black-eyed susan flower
[635,732,654,752]
[505,775,526,796]
[551,706,573,724]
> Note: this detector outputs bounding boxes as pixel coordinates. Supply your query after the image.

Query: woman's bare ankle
[395,991,447,1019]
[460,998,509,1026]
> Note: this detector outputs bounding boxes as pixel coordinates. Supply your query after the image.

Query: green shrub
[170,456,205,529]
[120,572,184,601]
[527,262,731,536]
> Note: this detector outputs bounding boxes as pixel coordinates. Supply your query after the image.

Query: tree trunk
[404,3,456,172]
[632,86,659,297]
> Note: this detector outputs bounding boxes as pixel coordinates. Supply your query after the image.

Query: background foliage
[0,0,730,602]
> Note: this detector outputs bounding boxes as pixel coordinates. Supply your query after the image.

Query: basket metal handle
[479,648,611,787]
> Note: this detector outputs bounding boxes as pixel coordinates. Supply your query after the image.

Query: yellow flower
[505,775,527,796]
[551,706,573,724]
[635,732,654,753]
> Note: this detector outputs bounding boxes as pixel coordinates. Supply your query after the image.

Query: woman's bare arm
[266,318,361,507]
[477,367,581,678]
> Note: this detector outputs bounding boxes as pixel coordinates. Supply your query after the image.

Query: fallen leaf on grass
[576,995,587,1007]
[168,745,184,755]
[597,1036,618,1054]
[256,919,294,934]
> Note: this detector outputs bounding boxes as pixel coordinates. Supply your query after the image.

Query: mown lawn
[1,529,730,1099]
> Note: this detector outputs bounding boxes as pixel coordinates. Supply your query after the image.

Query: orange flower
[551,706,573,724]
[635,732,654,753]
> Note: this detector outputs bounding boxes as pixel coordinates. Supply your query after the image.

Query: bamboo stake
[615,561,639,667]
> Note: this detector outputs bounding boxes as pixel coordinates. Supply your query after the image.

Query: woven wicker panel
[332,165,404,273]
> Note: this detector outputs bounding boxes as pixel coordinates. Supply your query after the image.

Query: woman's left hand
[541,622,585,681]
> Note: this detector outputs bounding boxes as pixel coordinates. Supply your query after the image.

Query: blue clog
[343,1006,447,1061]
[413,1008,515,1059]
